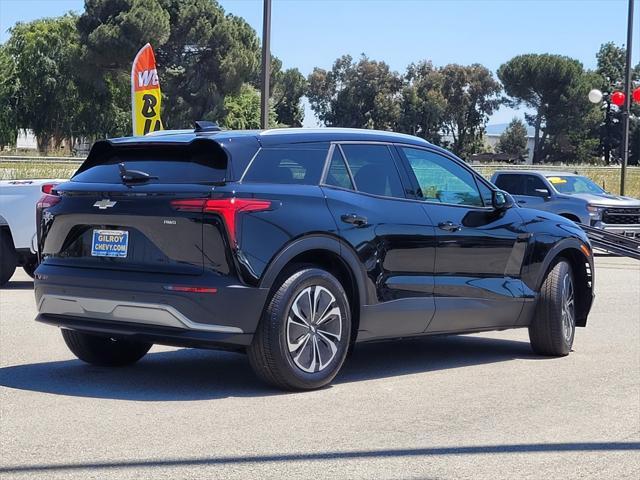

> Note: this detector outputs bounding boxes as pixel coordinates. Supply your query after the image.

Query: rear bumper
[36,314,253,350]
[34,263,269,347]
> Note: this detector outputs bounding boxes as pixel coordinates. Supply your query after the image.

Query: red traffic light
[611,90,625,106]
[633,87,640,104]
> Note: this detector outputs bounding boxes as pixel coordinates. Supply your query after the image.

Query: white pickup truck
[0,179,61,286]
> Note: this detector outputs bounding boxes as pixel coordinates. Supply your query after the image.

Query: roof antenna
[194,121,221,133]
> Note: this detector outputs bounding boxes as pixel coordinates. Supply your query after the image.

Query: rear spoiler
[75,138,230,179]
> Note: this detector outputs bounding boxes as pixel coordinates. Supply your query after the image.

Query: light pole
[260,0,272,130]
[589,85,639,169]
[620,0,634,195]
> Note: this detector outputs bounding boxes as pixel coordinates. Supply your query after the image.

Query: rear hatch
[41,139,228,276]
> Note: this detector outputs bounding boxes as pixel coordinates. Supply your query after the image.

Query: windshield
[546,175,606,195]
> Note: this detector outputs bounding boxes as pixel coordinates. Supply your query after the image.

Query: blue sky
[1,0,638,126]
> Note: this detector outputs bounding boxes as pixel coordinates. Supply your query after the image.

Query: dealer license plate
[91,229,129,258]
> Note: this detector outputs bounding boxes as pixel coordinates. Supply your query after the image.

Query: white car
[0,179,61,285]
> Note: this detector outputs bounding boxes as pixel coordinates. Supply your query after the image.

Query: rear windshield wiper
[118,162,159,184]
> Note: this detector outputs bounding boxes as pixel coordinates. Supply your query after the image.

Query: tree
[222,84,274,129]
[498,54,597,163]
[0,45,18,149]
[272,67,306,127]
[78,0,170,70]
[307,54,402,129]
[496,118,528,160]
[78,0,261,130]
[596,42,626,83]
[595,42,640,165]
[398,61,446,144]
[6,14,84,153]
[439,64,502,158]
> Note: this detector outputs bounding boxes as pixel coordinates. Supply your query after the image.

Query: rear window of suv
[73,142,228,184]
[242,144,329,185]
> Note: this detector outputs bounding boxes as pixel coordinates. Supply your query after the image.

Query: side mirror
[534,188,550,198]
[492,190,513,211]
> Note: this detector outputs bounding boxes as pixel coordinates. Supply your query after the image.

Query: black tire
[529,260,575,356]
[0,230,18,287]
[61,329,152,367]
[248,268,351,391]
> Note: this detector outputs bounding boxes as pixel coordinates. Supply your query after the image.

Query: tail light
[36,183,60,210]
[171,197,272,246]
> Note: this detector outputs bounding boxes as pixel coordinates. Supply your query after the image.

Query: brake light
[41,183,58,195]
[37,183,60,210]
[171,197,272,246]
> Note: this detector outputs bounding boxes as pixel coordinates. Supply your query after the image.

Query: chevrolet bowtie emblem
[93,199,117,209]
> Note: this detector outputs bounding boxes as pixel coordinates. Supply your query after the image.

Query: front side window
[242,144,329,185]
[340,144,405,198]
[401,147,483,207]
[523,175,548,196]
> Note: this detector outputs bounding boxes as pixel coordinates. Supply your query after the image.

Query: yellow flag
[131,43,163,136]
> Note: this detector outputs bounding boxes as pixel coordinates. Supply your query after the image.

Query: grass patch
[0,162,80,181]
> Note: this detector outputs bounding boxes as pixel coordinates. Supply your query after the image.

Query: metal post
[260,0,272,130]
[620,0,634,195]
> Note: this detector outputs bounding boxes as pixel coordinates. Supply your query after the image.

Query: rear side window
[494,174,524,195]
[73,142,227,184]
[242,144,329,185]
[324,147,354,190]
[340,144,404,198]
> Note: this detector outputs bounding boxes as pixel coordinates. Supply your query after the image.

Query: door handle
[438,221,461,232]
[517,199,527,205]
[341,213,368,227]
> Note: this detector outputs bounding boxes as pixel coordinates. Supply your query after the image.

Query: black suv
[35,127,594,390]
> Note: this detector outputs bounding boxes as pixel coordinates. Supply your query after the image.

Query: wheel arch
[558,213,581,224]
[536,241,594,327]
[259,234,369,347]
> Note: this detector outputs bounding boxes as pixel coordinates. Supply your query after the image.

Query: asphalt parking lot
[1,255,639,479]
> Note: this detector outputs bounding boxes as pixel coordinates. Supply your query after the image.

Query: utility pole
[260,0,272,130]
[620,0,635,195]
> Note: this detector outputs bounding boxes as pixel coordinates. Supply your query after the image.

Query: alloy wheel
[286,285,342,373]
[561,273,575,344]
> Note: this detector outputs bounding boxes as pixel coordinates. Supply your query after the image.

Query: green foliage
[78,0,170,69]
[78,0,261,130]
[272,67,306,127]
[439,63,502,158]
[595,42,640,165]
[307,56,501,158]
[6,14,84,152]
[596,42,626,83]
[0,45,18,148]
[307,55,402,130]
[398,61,446,144]
[496,118,528,159]
[222,83,275,129]
[498,53,599,163]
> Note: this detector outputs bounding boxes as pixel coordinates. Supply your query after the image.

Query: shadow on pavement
[1,442,638,474]
[1,280,34,290]
[0,334,537,401]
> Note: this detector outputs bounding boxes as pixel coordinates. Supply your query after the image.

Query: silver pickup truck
[491,170,640,238]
